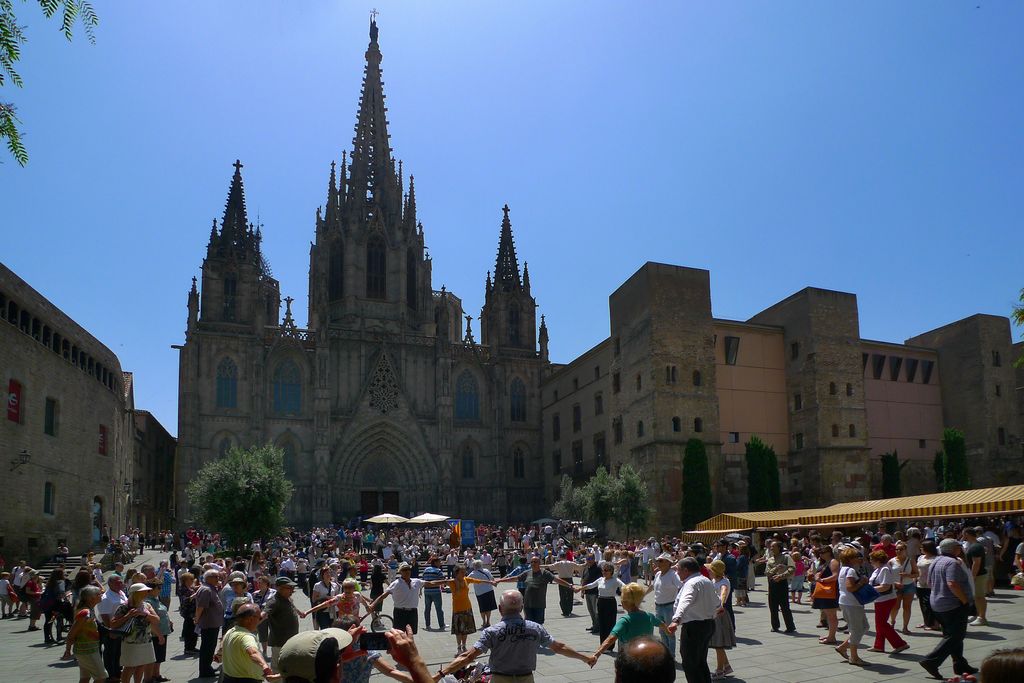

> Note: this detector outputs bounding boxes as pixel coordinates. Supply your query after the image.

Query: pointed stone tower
[199,160,280,331]
[308,17,432,332]
[481,204,537,351]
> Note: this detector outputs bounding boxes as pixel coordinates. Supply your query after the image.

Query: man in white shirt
[370,562,425,634]
[98,574,128,681]
[544,552,579,616]
[645,553,683,659]
[667,557,720,683]
[480,549,493,569]
[280,556,296,578]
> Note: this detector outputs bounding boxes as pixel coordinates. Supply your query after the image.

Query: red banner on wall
[7,379,21,423]
[98,424,107,455]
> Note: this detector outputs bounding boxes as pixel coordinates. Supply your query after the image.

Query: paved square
[1,550,1021,682]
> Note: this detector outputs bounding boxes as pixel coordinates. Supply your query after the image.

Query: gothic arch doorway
[357,451,402,516]
[331,420,438,520]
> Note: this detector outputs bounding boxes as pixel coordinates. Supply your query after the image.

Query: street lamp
[9,448,30,472]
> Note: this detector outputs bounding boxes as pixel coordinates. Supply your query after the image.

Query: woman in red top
[24,571,42,631]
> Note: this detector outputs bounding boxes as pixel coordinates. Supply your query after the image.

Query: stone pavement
[1,550,1021,682]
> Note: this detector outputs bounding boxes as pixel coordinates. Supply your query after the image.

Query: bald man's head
[614,637,675,683]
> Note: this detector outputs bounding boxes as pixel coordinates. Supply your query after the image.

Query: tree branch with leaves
[1,0,98,165]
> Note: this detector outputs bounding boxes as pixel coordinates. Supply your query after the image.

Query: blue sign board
[461,519,476,546]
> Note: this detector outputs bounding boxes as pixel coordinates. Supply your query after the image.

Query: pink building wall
[861,341,944,495]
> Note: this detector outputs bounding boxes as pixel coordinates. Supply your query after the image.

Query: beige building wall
[1,263,130,565]
[542,340,613,504]
[713,321,789,509]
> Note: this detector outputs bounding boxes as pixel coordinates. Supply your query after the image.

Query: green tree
[1,0,98,165]
[941,428,971,492]
[186,444,293,551]
[612,464,651,539]
[745,436,780,511]
[551,474,586,522]
[682,438,712,529]
[879,450,907,498]
[580,466,617,530]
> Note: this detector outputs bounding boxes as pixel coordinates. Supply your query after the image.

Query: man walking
[646,553,682,659]
[919,539,977,680]
[667,557,719,683]
[194,569,225,678]
[764,541,796,633]
[437,590,594,682]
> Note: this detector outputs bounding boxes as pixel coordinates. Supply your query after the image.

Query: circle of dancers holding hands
[4,519,1024,683]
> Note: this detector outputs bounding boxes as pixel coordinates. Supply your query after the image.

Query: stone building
[0,263,132,564]
[129,405,177,532]
[174,20,548,526]
[543,262,1024,533]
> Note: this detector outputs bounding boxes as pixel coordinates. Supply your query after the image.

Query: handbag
[811,579,837,600]
[853,583,880,605]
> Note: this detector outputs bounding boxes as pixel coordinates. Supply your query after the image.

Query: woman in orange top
[424,564,490,655]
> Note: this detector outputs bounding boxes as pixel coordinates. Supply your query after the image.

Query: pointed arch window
[406,248,417,310]
[513,448,525,479]
[216,358,238,408]
[218,437,233,457]
[328,240,344,300]
[366,236,387,299]
[508,305,521,346]
[510,377,527,422]
[455,370,480,421]
[273,360,302,414]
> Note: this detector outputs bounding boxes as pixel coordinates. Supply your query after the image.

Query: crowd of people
[1,517,1023,682]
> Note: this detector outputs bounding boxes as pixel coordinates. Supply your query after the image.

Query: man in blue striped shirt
[422,556,446,630]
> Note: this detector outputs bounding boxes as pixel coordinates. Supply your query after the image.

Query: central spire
[494,204,522,291]
[346,15,399,212]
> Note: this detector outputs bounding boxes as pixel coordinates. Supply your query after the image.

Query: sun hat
[278,628,354,682]
[275,576,298,588]
[656,553,675,563]
[229,571,247,584]
[127,583,153,596]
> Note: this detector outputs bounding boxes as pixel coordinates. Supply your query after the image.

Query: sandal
[834,646,849,661]
[848,660,872,667]
[819,638,839,645]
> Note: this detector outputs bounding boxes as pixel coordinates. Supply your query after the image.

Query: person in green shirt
[220,603,279,681]
[586,582,668,665]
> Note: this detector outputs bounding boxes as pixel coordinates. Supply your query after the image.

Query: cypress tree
[682,438,713,529]
[942,428,970,492]
[880,451,906,498]
[765,442,782,509]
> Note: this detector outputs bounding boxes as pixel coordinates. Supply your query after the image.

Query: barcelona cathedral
[176,20,1024,533]
[174,19,549,526]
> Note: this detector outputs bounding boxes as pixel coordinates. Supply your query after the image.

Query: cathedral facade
[174,20,549,527]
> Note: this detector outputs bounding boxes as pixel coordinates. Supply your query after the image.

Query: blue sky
[4,1,1022,435]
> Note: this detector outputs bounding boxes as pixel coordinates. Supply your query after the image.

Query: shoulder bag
[811,578,837,600]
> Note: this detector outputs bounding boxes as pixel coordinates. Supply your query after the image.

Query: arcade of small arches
[0,288,120,394]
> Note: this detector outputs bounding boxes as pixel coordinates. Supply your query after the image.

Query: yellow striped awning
[692,485,1024,533]
[797,485,1024,526]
